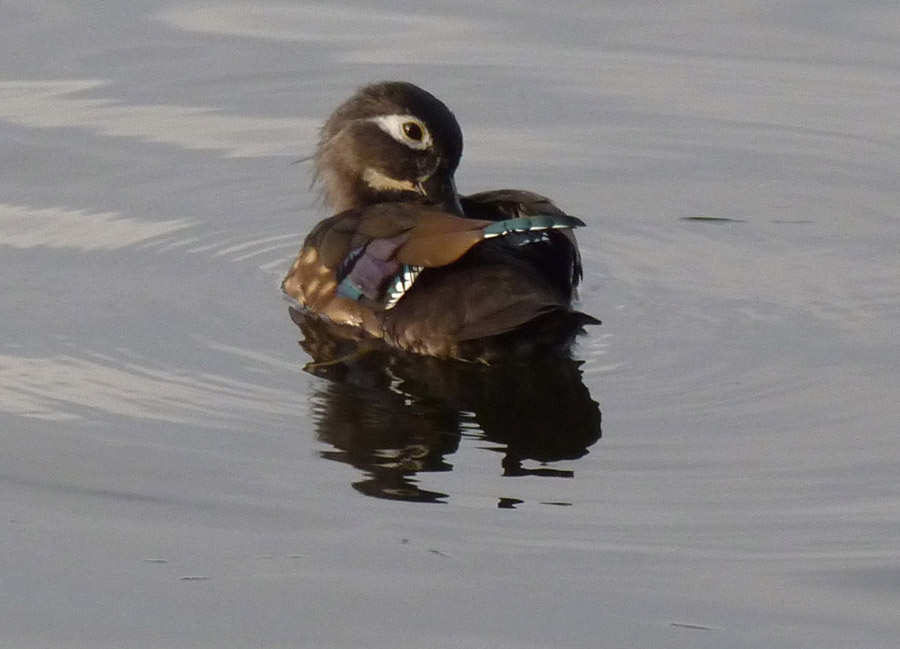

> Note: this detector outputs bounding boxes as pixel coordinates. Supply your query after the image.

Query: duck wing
[460,190,584,300]
[306,202,583,311]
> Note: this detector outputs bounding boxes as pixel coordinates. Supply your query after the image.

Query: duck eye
[402,121,424,141]
[371,115,431,150]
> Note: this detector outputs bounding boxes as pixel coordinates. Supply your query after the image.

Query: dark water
[2,1,899,647]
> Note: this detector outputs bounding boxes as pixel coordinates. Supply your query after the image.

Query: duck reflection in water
[293,309,602,504]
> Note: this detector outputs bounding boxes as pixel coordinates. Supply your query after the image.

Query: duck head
[314,81,465,215]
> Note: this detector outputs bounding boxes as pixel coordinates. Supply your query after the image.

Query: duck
[282,81,598,362]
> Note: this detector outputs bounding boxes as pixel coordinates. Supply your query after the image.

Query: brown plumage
[283,82,598,361]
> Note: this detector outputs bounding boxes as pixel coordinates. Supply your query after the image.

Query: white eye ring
[370,114,432,151]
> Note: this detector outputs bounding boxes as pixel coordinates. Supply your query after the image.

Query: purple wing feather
[336,235,407,301]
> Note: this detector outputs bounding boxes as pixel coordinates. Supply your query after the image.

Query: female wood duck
[283,81,598,362]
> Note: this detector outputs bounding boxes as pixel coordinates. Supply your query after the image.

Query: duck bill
[417,173,464,216]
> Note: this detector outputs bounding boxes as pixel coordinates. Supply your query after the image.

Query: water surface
[2,1,899,647]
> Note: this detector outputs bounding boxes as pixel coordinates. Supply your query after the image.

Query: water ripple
[0,352,305,426]
[0,203,192,250]
[0,79,314,158]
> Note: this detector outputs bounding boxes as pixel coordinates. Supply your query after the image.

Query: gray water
[2,1,899,647]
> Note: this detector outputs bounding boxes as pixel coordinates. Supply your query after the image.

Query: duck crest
[283,82,598,361]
